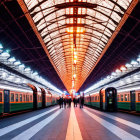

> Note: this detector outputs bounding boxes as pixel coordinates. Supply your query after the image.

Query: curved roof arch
[18,0,138,93]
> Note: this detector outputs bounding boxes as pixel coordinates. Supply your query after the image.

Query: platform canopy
[18,0,137,93]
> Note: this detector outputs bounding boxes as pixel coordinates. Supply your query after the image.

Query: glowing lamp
[125,63,132,68]
[73,74,76,78]
[74,59,77,64]
[25,67,31,71]
[111,72,116,76]
[66,27,73,33]
[131,60,138,65]
[0,43,3,49]
[115,69,121,73]
[14,61,21,66]
[137,57,140,62]
[1,51,10,58]
[9,57,16,62]
[120,66,126,71]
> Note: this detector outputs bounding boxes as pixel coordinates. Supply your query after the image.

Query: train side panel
[10,91,33,112]
[0,90,4,114]
[84,95,91,106]
[37,92,42,108]
[136,91,140,112]
[118,92,131,110]
[91,93,100,108]
[46,94,52,106]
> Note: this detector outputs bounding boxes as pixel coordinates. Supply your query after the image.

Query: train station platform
[0,104,140,140]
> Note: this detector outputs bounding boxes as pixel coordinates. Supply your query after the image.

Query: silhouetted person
[73,98,77,107]
[68,98,72,108]
[58,97,63,108]
[61,97,64,108]
[63,98,67,109]
[58,97,61,108]
[80,97,84,108]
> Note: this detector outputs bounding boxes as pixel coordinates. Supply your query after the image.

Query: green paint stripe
[10,103,33,112]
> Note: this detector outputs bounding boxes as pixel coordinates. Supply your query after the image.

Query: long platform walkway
[0,104,140,140]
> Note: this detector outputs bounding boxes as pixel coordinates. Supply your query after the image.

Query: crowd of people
[58,96,84,109]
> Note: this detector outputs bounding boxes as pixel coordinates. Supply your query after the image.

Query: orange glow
[74,51,77,55]
[70,8,73,14]
[66,27,85,34]
[77,27,85,33]
[73,74,76,78]
[74,59,77,64]
[66,27,73,33]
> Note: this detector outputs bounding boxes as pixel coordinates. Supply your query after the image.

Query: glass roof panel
[20,0,137,93]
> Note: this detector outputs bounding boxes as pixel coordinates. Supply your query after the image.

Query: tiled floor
[0,104,140,140]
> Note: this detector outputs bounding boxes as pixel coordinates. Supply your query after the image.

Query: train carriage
[37,87,42,108]
[46,93,52,107]
[52,94,59,105]
[0,84,33,114]
[0,90,3,114]
[117,89,140,112]
[85,87,117,111]
[136,90,140,112]
[100,87,117,111]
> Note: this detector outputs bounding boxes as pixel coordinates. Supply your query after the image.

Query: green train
[84,87,140,112]
[0,83,59,115]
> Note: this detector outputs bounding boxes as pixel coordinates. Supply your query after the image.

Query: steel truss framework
[18,0,138,93]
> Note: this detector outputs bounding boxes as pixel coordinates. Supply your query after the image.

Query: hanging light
[0,43,3,49]
[137,57,140,62]
[120,66,127,71]
[0,51,10,58]
[131,60,138,65]
[18,64,25,70]
[14,61,21,66]
[25,67,31,72]
[125,63,132,68]
[8,57,16,63]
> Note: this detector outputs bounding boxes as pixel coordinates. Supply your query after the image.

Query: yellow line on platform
[66,103,83,140]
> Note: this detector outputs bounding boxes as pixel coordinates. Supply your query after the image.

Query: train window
[16,94,18,102]
[23,95,25,101]
[121,95,123,101]
[20,94,22,102]
[125,94,127,101]
[95,96,97,101]
[0,92,2,102]
[26,95,29,102]
[30,95,32,101]
[11,93,14,102]
[138,93,140,101]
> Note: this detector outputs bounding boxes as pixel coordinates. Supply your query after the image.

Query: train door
[41,88,46,108]
[100,91,103,110]
[4,90,10,113]
[106,88,117,111]
[130,91,136,111]
[33,91,37,109]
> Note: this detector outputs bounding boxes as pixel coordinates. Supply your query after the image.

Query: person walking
[61,97,64,108]
[58,97,62,108]
[63,98,67,109]
[73,98,77,107]
[80,96,84,108]
[68,98,72,108]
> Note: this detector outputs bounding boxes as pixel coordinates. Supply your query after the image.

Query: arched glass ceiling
[18,0,138,93]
